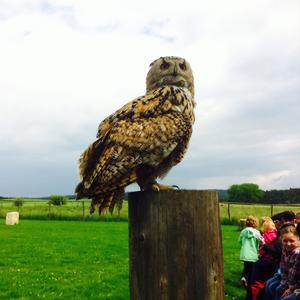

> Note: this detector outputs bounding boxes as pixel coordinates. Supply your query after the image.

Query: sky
[0,0,299,197]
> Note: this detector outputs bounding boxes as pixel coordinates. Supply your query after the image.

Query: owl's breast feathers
[76,86,195,198]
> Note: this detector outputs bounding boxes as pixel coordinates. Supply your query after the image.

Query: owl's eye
[179,63,187,71]
[160,61,170,70]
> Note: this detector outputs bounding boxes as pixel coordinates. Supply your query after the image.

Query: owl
[75,56,196,214]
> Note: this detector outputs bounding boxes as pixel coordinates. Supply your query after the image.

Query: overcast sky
[1,0,299,197]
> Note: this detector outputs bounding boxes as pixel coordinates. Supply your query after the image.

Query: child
[274,225,300,300]
[239,216,262,287]
[245,218,278,299]
[262,211,297,300]
[259,217,277,260]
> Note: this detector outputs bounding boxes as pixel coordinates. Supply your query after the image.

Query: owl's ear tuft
[149,61,155,67]
[149,57,163,67]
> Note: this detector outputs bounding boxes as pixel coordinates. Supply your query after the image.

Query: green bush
[221,217,240,226]
[49,195,68,206]
[13,198,24,208]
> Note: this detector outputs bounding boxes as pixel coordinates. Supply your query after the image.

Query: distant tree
[227,183,264,203]
[263,188,300,204]
[13,198,24,211]
[49,195,68,206]
[217,190,229,201]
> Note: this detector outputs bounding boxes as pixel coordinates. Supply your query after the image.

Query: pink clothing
[263,229,277,244]
[259,229,277,261]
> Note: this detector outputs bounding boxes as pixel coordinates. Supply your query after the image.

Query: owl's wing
[77,86,193,196]
[78,112,191,196]
[96,86,180,138]
[78,86,172,181]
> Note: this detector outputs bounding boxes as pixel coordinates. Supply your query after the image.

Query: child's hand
[282,288,291,297]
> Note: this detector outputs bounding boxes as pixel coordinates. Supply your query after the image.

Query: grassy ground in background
[0,200,128,221]
[0,220,129,300]
[223,225,245,299]
[1,201,298,299]
[219,203,300,223]
[1,199,299,224]
[0,220,246,300]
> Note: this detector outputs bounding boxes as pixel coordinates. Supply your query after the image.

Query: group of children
[239,211,300,300]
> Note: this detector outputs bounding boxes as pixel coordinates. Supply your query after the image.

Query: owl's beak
[172,65,178,76]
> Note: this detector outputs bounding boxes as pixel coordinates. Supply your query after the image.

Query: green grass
[223,225,245,299]
[0,220,129,300]
[0,220,247,300]
[219,203,300,225]
[1,199,299,224]
[1,200,298,299]
[0,200,128,221]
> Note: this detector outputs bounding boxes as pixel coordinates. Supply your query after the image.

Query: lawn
[0,220,246,300]
[1,200,299,299]
[0,200,128,221]
[0,220,129,300]
[1,199,299,224]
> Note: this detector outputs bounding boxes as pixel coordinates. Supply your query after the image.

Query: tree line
[1,185,299,204]
[220,184,300,204]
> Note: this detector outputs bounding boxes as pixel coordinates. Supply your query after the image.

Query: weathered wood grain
[128,190,224,300]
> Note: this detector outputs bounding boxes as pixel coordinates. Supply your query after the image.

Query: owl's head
[146,56,194,97]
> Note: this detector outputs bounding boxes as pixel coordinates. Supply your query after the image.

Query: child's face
[281,233,300,252]
[296,217,300,225]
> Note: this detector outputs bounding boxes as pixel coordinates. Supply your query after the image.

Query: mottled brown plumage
[75,56,196,214]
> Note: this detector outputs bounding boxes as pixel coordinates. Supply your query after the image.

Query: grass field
[1,220,247,300]
[0,200,128,221]
[1,199,299,224]
[1,200,299,299]
[0,220,129,300]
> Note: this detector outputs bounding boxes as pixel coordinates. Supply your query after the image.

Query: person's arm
[289,252,300,291]
[280,249,289,286]
[238,229,247,245]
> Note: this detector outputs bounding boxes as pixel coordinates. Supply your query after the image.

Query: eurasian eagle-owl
[75,56,196,213]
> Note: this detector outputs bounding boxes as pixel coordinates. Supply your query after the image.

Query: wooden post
[227,203,231,222]
[270,204,274,216]
[128,190,224,300]
[82,201,85,220]
[48,202,51,219]
[239,218,247,230]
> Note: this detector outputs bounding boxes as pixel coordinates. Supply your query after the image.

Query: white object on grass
[6,212,19,225]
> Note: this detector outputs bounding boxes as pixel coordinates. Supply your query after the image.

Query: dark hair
[271,211,295,222]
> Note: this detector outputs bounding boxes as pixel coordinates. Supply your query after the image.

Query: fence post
[227,203,231,222]
[128,190,224,300]
[48,202,51,219]
[82,201,85,220]
[270,204,274,216]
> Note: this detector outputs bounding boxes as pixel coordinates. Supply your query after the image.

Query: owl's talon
[148,183,178,191]
[149,183,160,191]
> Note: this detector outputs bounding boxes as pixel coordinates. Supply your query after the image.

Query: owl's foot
[149,183,180,191]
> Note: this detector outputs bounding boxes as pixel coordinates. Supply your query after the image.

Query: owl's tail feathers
[75,182,86,199]
[90,188,125,215]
